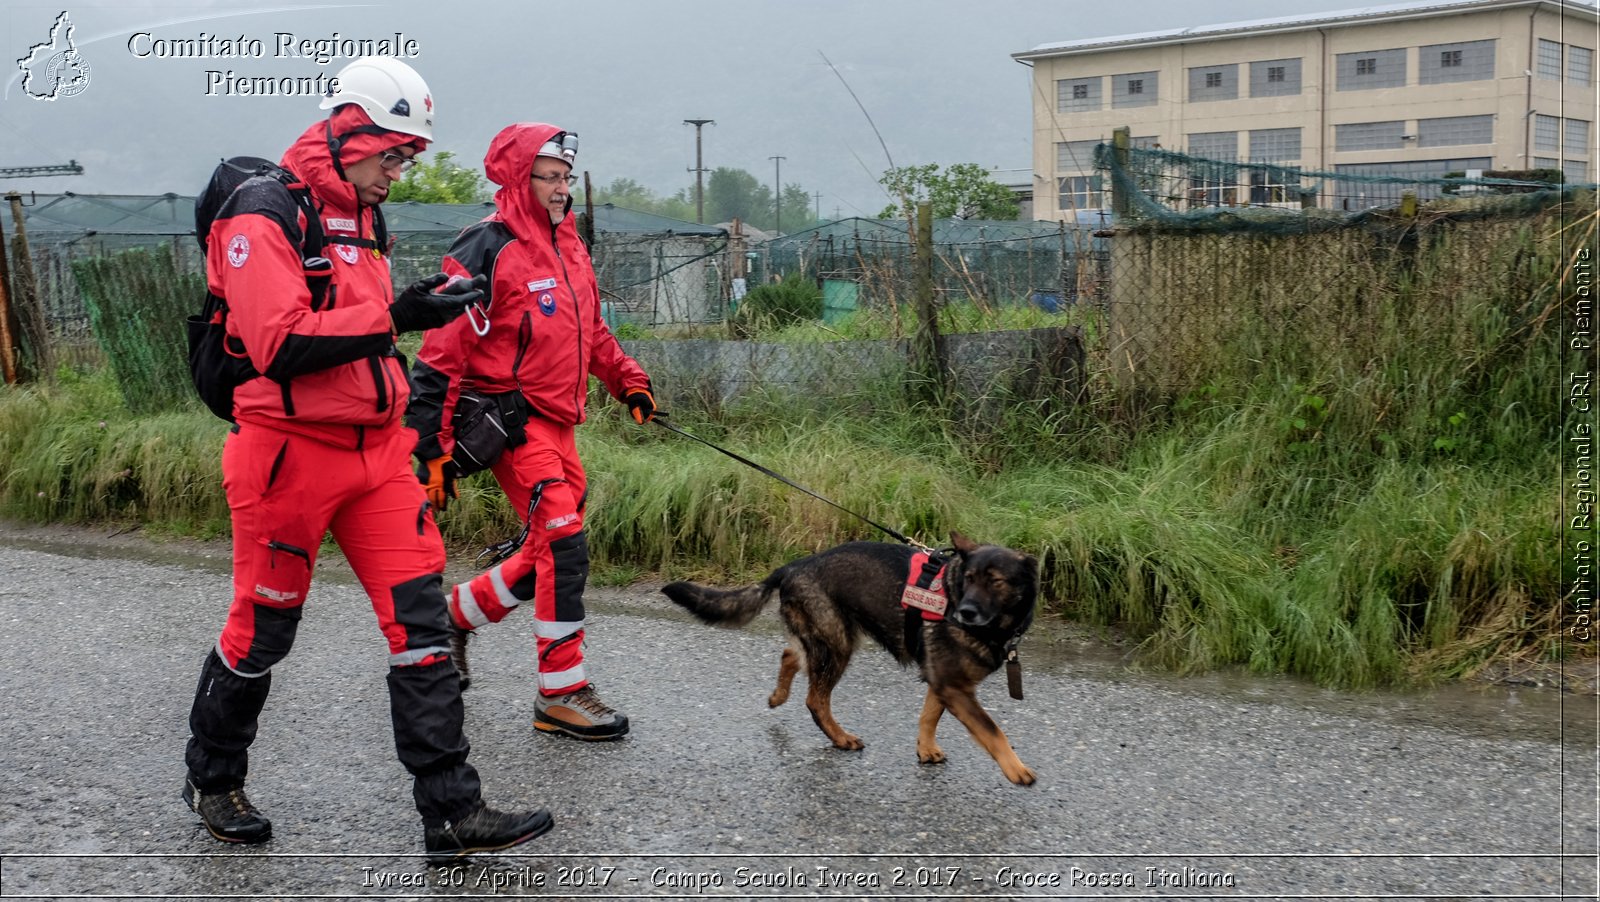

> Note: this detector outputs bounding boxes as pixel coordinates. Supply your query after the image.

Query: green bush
[731,273,822,337]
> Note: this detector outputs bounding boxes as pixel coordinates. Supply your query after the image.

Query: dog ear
[950,531,978,554]
[1019,552,1040,576]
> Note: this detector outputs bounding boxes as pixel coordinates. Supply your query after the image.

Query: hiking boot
[534,684,630,740]
[449,625,473,690]
[183,779,272,844]
[424,801,553,862]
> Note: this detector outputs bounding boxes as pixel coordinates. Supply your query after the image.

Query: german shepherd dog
[661,533,1040,785]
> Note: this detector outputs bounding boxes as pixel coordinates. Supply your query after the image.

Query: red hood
[483,122,570,244]
[280,105,424,218]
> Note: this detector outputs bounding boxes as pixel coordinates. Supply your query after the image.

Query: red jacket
[206,112,406,448]
[408,123,648,461]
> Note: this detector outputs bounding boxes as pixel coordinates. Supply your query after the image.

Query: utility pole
[814,191,822,222]
[683,119,714,224]
[769,154,786,235]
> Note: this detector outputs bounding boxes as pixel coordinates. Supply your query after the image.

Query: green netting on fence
[71,245,199,415]
[1096,142,1595,233]
[761,217,1098,312]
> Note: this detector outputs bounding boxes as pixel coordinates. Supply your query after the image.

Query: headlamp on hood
[537,131,579,166]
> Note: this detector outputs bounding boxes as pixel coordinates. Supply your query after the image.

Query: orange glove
[416,455,457,511]
[624,387,656,425]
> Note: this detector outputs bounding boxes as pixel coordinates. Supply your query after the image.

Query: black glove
[390,273,487,333]
[624,387,656,424]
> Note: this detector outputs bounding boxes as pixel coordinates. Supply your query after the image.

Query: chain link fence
[1092,141,1589,403]
[6,163,1585,424]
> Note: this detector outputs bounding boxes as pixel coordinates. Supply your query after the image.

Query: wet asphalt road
[0,526,1595,901]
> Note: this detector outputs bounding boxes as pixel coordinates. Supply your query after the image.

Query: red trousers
[448,415,591,695]
[216,423,449,670]
[187,422,479,823]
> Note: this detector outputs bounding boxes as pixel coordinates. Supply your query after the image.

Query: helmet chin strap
[326,120,348,182]
[325,116,405,183]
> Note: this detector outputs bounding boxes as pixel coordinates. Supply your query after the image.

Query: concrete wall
[622,326,1087,413]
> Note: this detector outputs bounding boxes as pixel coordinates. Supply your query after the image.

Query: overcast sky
[5,0,1387,219]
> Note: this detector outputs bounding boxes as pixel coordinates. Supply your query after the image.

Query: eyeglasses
[378,151,418,174]
[531,173,579,187]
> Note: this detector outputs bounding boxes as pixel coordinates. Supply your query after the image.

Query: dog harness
[901,549,1027,701]
[901,551,949,620]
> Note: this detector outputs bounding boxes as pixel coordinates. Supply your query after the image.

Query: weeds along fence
[1093,143,1590,411]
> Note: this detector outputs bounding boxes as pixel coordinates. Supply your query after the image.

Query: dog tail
[661,576,777,629]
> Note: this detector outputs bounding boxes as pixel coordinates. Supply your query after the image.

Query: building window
[1564,160,1590,184]
[1566,119,1591,157]
[1535,114,1561,152]
[1417,115,1494,147]
[1113,70,1158,108]
[1335,157,1490,208]
[1335,121,1406,152]
[1533,156,1560,170]
[1250,169,1298,206]
[1538,39,1563,79]
[1421,40,1495,84]
[1572,47,1594,86]
[1056,77,1101,113]
[1250,58,1302,96]
[1058,175,1103,211]
[1056,140,1102,173]
[1338,49,1406,89]
[1187,177,1239,209]
[1187,131,1238,160]
[1189,64,1238,101]
[1249,127,1302,162]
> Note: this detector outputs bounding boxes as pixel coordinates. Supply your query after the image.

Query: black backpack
[186,156,390,422]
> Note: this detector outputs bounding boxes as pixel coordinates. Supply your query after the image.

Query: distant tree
[705,167,774,229]
[584,168,819,230]
[587,177,696,221]
[877,162,1019,221]
[779,184,819,233]
[386,151,490,203]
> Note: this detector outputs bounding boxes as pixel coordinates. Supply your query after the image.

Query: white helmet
[538,131,579,166]
[321,56,433,141]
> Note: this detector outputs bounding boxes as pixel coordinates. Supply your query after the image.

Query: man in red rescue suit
[183,57,552,861]
[407,122,655,741]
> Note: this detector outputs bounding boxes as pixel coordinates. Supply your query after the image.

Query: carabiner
[466,302,490,337]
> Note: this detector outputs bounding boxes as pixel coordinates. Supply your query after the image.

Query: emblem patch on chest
[538,291,556,316]
[335,245,359,264]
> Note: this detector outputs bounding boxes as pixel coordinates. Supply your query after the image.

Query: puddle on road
[8,523,1592,747]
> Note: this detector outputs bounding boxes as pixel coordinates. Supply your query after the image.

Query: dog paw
[832,733,864,751]
[917,746,946,765]
[1005,764,1037,786]
[767,691,789,708]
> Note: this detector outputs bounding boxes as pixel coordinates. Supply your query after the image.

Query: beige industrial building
[1013,0,1599,221]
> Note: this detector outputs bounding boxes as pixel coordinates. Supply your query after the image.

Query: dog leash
[651,413,933,553]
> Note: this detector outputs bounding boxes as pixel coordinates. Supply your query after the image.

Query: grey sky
[5,0,1366,219]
